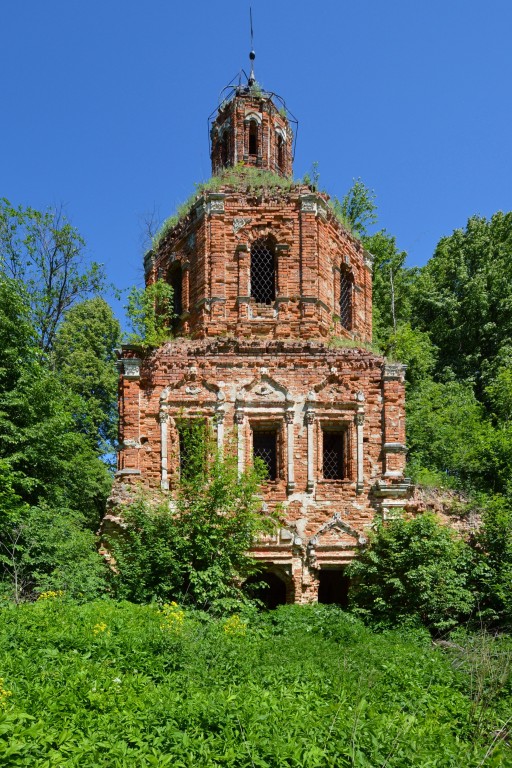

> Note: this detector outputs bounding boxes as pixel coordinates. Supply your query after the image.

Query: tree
[411,212,512,393]
[348,514,481,632]
[53,298,121,455]
[406,379,493,491]
[125,278,175,347]
[0,198,106,353]
[107,426,278,609]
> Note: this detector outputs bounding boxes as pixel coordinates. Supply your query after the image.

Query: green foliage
[0,274,111,601]
[406,379,492,490]
[0,600,510,766]
[125,279,175,346]
[0,505,107,603]
[0,199,106,353]
[331,178,377,237]
[477,494,512,623]
[385,322,437,387]
[411,212,512,391]
[348,514,482,632]
[53,298,121,455]
[107,426,277,609]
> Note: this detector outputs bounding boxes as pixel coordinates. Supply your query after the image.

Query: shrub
[347,513,482,632]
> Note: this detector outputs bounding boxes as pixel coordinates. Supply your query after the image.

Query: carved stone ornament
[383,362,407,381]
[300,195,318,214]
[305,411,315,425]
[158,411,169,424]
[284,410,294,424]
[354,413,365,427]
[363,250,374,271]
[214,409,225,424]
[208,195,225,213]
[234,411,245,425]
[185,386,202,396]
[233,217,252,234]
[123,359,141,379]
[355,391,365,403]
[254,383,273,396]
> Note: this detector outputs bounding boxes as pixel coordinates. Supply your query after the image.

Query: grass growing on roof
[152,165,358,249]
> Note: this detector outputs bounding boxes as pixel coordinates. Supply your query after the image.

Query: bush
[106,426,278,609]
[347,514,483,633]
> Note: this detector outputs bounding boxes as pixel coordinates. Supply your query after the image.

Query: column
[159,411,169,491]
[306,410,315,493]
[355,412,364,493]
[235,410,245,477]
[215,409,225,454]
[285,410,295,493]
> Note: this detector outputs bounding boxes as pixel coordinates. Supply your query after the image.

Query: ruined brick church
[111,55,411,606]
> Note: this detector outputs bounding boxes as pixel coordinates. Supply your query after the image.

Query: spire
[248,7,256,87]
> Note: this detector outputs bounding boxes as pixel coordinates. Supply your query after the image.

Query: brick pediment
[236,373,292,406]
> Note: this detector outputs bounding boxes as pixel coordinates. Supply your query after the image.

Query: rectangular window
[177,420,206,481]
[252,428,278,480]
[322,429,346,480]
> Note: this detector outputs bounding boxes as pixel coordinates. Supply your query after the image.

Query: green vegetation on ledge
[152,165,359,250]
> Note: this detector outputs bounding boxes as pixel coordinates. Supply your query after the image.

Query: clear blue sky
[2,0,511,313]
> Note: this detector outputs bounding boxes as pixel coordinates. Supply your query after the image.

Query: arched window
[339,270,353,329]
[248,120,258,155]
[277,133,285,172]
[250,237,276,304]
[220,131,229,167]
[168,264,182,332]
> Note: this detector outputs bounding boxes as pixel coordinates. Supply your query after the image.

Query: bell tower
[111,45,412,607]
[210,63,294,177]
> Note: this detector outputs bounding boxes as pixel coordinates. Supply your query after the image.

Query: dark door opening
[318,569,350,608]
[245,571,287,609]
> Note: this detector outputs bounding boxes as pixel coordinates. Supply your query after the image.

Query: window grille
[253,429,278,480]
[251,238,276,304]
[322,429,346,480]
[340,271,353,329]
[248,121,258,155]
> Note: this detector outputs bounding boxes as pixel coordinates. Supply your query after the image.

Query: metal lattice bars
[340,271,353,329]
[253,429,278,480]
[251,238,276,304]
[322,430,345,480]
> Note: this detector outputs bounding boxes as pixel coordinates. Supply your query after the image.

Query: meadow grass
[0,600,510,766]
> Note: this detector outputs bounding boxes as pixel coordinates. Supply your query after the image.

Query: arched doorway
[245,570,288,609]
[318,568,350,608]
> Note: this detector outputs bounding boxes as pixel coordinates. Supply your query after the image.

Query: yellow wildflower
[0,679,12,708]
[93,622,108,635]
[159,602,185,634]
[223,614,247,636]
[37,590,65,601]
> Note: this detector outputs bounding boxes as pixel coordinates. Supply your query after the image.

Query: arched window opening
[277,134,285,172]
[248,120,258,155]
[169,265,182,332]
[250,237,276,304]
[220,131,229,167]
[340,270,353,330]
[244,570,288,609]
